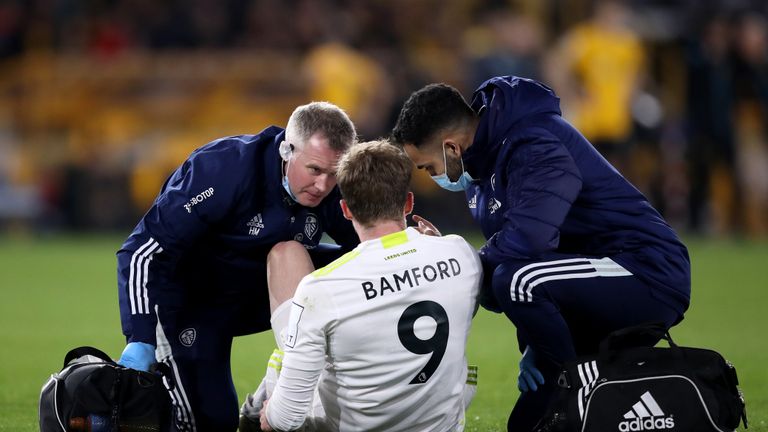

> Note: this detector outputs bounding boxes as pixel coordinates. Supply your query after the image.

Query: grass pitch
[0,234,765,431]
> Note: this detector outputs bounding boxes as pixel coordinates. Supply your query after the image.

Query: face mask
[431,144,474,192]
[282,175,298,202]
[282,158,299,202]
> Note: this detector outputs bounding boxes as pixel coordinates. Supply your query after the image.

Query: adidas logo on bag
[618,391,675,431]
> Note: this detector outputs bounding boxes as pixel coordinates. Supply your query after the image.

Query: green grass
[0,235,765,431]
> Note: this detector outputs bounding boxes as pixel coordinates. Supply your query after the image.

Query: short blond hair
[336,140,413,227]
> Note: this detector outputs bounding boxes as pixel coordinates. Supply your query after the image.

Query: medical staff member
[116,102,359,431]
[391,76,690,431]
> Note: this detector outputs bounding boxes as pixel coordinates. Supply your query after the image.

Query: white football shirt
[267,227,482,431]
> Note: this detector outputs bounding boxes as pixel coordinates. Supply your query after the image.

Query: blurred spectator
[239,0,296,50]
[0,134,42,229]
[546,0,646,172]
[1,0,767,236]
[463,8,544,88]
[89,10,133,59]
[732,11,768,238]
[685,15,740,235]
[0,1,24,59]
[303,41,393,139]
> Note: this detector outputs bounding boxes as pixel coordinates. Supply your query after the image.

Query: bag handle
[63,346,115,368]
[149,361,175,390]
[599,322,677,353]
[63,346,174,389]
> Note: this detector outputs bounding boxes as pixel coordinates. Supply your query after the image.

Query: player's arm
[264,279,334,431]
[117,144,243,347]
[479,131,583,269]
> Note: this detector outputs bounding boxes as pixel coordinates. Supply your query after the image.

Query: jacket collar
[462,110,502,180]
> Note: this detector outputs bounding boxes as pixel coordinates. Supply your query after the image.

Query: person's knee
[267,241,313,311]
[491,262,525,311]
[267,240,309,269]
[491,261,561,331]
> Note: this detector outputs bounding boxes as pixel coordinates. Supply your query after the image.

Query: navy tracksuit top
[463,76,690,314]
[117,126,358,344]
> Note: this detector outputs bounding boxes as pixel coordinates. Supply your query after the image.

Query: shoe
[238,412,263,432]
[240,378,266,412]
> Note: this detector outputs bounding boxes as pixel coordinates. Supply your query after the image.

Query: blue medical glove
[117,342,156,372]
[518,346,545,392]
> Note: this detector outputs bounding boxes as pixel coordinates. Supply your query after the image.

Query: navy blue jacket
[117,127,358,344]
[463,76,690,313]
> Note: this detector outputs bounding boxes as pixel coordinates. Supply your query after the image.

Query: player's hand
[412,215,442,237]
[259,399,273,431]
[518,347,545,392]
[117,342,156,372]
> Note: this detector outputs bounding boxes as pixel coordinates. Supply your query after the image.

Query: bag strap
[599,322,677,353]
[149,361,175,390]
[63,346,115,368]
[63,346,175,390]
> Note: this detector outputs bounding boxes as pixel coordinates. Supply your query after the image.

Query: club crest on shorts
[179,328,196,347]
[304,214,318,239]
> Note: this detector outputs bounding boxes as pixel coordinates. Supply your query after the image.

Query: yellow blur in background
[0,0,766,237]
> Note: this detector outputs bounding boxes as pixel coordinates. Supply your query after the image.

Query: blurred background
[0,0,767,238]
[1,2,767,430]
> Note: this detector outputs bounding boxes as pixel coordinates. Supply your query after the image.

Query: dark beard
[446,153,464,182]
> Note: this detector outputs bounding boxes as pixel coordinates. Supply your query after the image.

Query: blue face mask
[282,158,299,202]
[431,145,473,192]
[282,175,298,202]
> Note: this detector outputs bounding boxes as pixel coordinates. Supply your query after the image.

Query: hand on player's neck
[353,219,407,243]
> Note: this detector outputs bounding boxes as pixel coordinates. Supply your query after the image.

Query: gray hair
[285,102,357,152]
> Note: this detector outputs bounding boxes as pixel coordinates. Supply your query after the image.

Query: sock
[270,299,292,351]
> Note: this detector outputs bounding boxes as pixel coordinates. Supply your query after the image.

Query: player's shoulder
[385,229,475,257]
[413,233,479,268]
[427,234,482,270]
[421,233,476,252]
[439,233,472,245]
[310,248,362,279]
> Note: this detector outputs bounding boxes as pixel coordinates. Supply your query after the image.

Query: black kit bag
[39,346,172,432]
[535,323,748,432]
